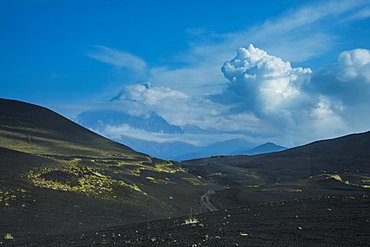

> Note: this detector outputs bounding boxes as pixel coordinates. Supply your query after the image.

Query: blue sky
[1,0,370,148]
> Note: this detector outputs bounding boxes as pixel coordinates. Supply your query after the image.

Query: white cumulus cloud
[311,48,370,104]
[115,82,189,105]
[307,48,370,135]
[220,44,312,113]
[209,45,370,145]
[210,45,314,144]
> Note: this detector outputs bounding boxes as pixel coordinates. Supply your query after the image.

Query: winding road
[200,190,218,212]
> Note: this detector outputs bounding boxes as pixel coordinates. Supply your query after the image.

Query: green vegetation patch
[260,188,302,193]
[109,160,184,177]
[181,177,206,186]
[0,188,33,208]
[27,166,145,199]
[146,177,176,184]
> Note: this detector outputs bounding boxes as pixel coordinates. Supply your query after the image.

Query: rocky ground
[1,99,370,246]
[3,193,369,247]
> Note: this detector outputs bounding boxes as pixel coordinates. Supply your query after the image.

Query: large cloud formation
[85,45,370,148]
[216,44,313,144]
[308,48,370,134]
[311,48,370,104]
[214,45,370,145]
[221,44,312,109]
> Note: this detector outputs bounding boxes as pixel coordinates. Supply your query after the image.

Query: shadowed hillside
[0,98,138,156]
[184,131,370,183]
[0,99,216,241]
[182,131,370,209]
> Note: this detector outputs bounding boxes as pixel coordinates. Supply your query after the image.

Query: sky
[1,0,370,148]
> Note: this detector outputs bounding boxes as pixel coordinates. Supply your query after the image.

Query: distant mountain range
[77,110,184,134]
[76,110,286,160]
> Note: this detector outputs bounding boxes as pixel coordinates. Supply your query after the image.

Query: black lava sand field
[4,193,369,247]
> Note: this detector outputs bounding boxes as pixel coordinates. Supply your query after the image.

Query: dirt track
[200,190,218,212]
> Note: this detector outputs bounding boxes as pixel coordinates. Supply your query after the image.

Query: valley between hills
[0,98,369,246]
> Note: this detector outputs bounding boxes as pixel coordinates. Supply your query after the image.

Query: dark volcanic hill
[0,98,137,156]
[0,99,215,241]
[182,131,370,209]
[184,131,370,183]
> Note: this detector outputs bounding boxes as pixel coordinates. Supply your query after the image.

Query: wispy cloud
[342,6,370,22]
[87,46,148,75]
[227,0,370,62]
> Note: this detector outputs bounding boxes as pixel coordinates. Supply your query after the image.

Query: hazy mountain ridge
[100,134,279,161]
[76,109,287,160]
[77,110,184,134]
[234,142,287,155]
[117,135,196,160]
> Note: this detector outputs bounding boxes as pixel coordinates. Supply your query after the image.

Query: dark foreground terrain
[2,193,369,246]
[1,99,370,246]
